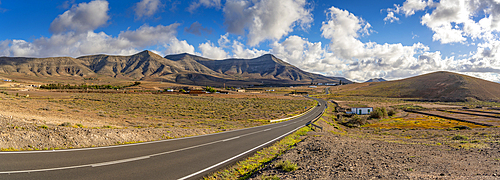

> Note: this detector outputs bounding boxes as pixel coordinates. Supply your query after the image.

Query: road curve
[0,97,327,180]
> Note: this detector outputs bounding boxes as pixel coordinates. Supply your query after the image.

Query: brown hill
[342,71,500,102]
[0,51,350,86]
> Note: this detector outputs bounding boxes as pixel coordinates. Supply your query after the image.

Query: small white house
[347,107,373,115]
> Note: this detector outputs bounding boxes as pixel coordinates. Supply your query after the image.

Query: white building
[347,107,373,115]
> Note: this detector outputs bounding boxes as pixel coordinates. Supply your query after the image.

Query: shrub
[452,135,469,140]
[276,160,298,172]
[39,125,49,129]
[60,122,72,127]
[205,86,217,93]
[453,125,471,130]
[341,115,366,127]
[387,109,397,116]
[370,107,387,119]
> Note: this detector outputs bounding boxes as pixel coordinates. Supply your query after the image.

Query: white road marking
[91,156,151,167]
[0,99,325,176]
[222,136,240,142]
[0,122,295,174]
[178,125,305,180]
[0,106,316,154]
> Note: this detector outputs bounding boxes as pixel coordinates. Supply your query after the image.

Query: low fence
[306,108,325,131]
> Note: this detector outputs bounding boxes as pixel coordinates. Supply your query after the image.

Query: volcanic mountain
[365,78,386,83]
[165,53,345,84]
[344,71,500,102]
[0,50,349,86]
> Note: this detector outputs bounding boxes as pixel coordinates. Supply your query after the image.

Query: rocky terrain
[250,120,500,179]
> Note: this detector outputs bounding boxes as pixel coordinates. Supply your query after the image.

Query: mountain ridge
[0,50,349,86]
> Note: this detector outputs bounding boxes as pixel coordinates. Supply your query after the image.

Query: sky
[0,0,499,83]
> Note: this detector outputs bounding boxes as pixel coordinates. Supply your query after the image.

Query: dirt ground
[250,119,500,179]
[251,118,500,179]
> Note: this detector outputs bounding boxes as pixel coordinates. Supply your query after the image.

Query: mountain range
[0,50,349,86]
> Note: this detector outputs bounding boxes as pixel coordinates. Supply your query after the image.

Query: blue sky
[0,0,499,82]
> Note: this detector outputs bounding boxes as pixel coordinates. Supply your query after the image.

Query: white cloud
[223,0,313,46]
[0,24,180,58]
[49,0,109,34]
[385,0,500,44]
[217,33,231,48]
[320,6,436,81]
[164,38,196,55]
[199,41,228,59]
[318,5,500,82]
[384,0,433,22]
[119,23,179,47]
[134,0,163,20]
[232,40,269,59]
[188,0,221,13]
[383,11,399,23]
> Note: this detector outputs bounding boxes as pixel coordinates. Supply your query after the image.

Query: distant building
[308,86,317,88]
[236,89,245,92]
[346,107,373,115]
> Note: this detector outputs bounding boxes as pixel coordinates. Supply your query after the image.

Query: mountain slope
[343,71,500,102]
[78,50,186,79]
[0,56,94,76]
[166,53,350,84]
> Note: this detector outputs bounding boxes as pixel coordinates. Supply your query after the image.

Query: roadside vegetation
[204,127,311,180]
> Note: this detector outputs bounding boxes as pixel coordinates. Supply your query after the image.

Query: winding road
[0,97,326,180]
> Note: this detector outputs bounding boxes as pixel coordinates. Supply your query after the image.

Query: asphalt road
[0,97,326,180]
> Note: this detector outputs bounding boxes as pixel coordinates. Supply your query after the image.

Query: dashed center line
[0,119,301,175]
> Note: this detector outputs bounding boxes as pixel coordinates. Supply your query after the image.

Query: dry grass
[364,115,487,130]
[0,91,315,129]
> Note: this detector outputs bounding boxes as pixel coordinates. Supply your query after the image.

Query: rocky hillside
[0,51,349,86]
